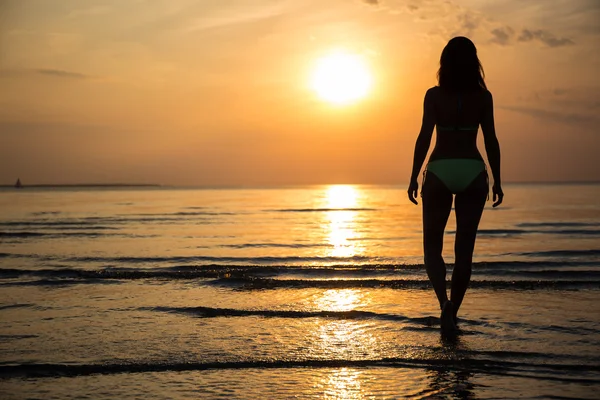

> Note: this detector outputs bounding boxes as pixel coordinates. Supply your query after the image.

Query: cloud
[517,29,574,47]
[490,27,514,45]
[487,28,575,47]
[499,105,599,127]
[514,86,600,112]
[368,0,576,49]
[35,69,90,79]
[457,11,481,36]
[0,68,92,80]
[486,26,574,48]
[359,0,439,16]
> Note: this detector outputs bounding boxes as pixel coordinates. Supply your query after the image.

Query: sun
[310,50,373,105]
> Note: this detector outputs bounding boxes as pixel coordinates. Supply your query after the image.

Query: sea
[1,184,599,399]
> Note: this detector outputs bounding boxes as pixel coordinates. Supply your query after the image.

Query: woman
[407,36,503,334]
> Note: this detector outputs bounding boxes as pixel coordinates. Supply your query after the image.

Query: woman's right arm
[481,90,503,207]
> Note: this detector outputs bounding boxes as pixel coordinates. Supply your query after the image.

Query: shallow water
[1,184,599,399]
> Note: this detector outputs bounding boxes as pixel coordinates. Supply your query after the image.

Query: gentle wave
[0,221,120,227]
[450,229,600,236]
[2,270,598,290]
[147,306,600,337]
[0,217,210,226]
[3,225,118,231]
[267,208,378,213]
[500,320,600,336]
[0,213,229,228]
[218,243,331,249]
[2,251,600,265]
[0,334,38,340]
[514,270,600,279]
[1,357,598,382]
[210,278,600,290]
[518,249,600,257]
[517,222,600,228]
[0,232,128,239]
[129,212,236,216]
[0,303,35,310]
[0,268,225,279]
[30,211,61,216]
[2,261,600,278]
[146,306,413,322]
[64,255,377,264]
[2,261,599,278]
[1,279,122,287]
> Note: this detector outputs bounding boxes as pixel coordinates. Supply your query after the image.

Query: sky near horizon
[0,0,598,186]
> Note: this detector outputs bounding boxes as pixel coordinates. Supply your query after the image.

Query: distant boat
[15,178,22,189]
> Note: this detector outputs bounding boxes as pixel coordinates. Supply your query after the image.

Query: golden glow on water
[323,368,363,399]
[325,185,362,258]
[328,210,357,257]
[313,289,378,374]
[317,289,361,311]
[327,185,358,209]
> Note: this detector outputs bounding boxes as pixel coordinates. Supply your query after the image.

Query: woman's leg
[422,172,454,309]
[451,171,488,318]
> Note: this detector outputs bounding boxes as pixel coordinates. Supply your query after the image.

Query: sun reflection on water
[325,185,362,258]
[314,187,374,397]
[312,289,378,361]
[327,185,358,209]
[323,368,363,399]
[317,289,362,311]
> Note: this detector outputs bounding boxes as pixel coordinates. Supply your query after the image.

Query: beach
[1,184,599,399]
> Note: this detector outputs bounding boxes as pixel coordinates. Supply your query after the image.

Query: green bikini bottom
[426,159,486,194]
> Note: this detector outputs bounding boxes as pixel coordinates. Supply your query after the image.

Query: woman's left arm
[408,88,436,204]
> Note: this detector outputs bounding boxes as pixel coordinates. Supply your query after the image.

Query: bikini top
[437,92,479,131]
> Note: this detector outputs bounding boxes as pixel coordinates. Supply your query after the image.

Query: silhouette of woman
[407,37,503,334]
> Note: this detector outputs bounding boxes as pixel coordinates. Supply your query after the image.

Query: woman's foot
[441,300,457,334]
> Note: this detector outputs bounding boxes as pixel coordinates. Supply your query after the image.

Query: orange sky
[1,0,599,185]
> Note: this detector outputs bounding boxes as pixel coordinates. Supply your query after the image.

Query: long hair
[437,37,487,91]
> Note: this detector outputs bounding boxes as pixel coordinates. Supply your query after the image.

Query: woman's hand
[492,183,504,207]
[408,180,419,205]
